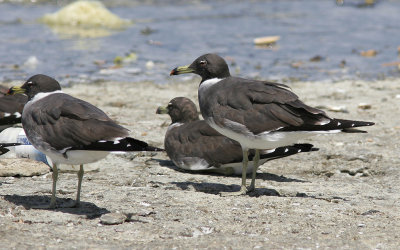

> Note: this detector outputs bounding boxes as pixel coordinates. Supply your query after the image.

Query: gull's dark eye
[199,60,207,66]
[26,81,34,86]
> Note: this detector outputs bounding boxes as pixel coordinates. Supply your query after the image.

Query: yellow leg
[248,149,260,192]
[220,148,249,196]
[74,164,84,207]
[49,163,58,209]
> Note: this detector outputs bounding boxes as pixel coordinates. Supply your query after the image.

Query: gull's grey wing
[165,120,243,168]
[0,94,27,113]
[200,77,332,134]
[22,93,129,151]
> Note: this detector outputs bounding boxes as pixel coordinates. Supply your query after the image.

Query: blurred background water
[0,0,399,85]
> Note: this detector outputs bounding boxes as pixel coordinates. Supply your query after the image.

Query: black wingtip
[0,113,22,126]
[278,118,375,133]
[0,143,21,148]
[72,137,164,152]
[0,148,10,155]
[351,120,375,127]
[333,119,375,133]
[292,143,319,152]
[259,143,318,161]
[0,143,21,156]
[123,137,164,151]
[342,128,368,133]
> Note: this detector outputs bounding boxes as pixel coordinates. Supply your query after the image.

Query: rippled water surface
[0,0,399,84]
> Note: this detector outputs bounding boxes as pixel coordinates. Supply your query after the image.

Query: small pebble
[316,105,348,113]
[358,103,372,109]
[361,209,380,216]
[100,213,127,225]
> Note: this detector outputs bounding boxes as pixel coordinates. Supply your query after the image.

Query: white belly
[208,119,340,150]
[43,149,109,165]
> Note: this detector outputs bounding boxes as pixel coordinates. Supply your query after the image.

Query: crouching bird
[157,97,318,175]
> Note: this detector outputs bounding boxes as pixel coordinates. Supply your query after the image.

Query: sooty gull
[8,74,162,208]
[0,86,27,130]
[157,97,318,175]
[170,53,375,196]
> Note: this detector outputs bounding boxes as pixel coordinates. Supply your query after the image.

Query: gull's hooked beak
[170,65,195,76]
[7,86,25,95]
[156,106,168,114]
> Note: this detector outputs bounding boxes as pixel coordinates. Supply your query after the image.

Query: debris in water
[113,53,138,66]
[253,36,280,46]
[360,50,377,57]
[310,55,324,62]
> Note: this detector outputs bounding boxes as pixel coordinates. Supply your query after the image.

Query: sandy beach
[0,78,399,249]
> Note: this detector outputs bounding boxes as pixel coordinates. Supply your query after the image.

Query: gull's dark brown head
[8,74,61,100]
[170,53,231,82]
[156,97,199,124]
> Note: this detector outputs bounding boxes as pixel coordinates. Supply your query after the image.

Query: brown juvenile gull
[8,74,162,208]
[157,96,318,175]
[170,53,375,196]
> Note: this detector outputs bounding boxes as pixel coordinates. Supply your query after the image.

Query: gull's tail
[255,143,319,161]
[71,137,164,152]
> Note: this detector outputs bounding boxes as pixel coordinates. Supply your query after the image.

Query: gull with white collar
[170,53,375,196]
[8,74,162,208]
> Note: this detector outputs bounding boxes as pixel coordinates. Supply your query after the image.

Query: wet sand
[0,78,399,249]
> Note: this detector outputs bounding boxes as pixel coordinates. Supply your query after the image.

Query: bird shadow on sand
[170,181,348,201]
[3,194,109,218]
[154,158,307,183]
[171,181,281,196]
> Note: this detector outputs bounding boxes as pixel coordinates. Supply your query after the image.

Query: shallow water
[0,0,399,85]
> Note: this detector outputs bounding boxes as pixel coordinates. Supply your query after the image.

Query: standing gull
[157,97,318,174]
[170,53,374,196]
[8,74,162,208]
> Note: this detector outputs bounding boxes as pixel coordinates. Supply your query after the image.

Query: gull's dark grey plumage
[158,97,318,174]
[171,53,374,195]
[0,86,27,128]
[8,74,161,208]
